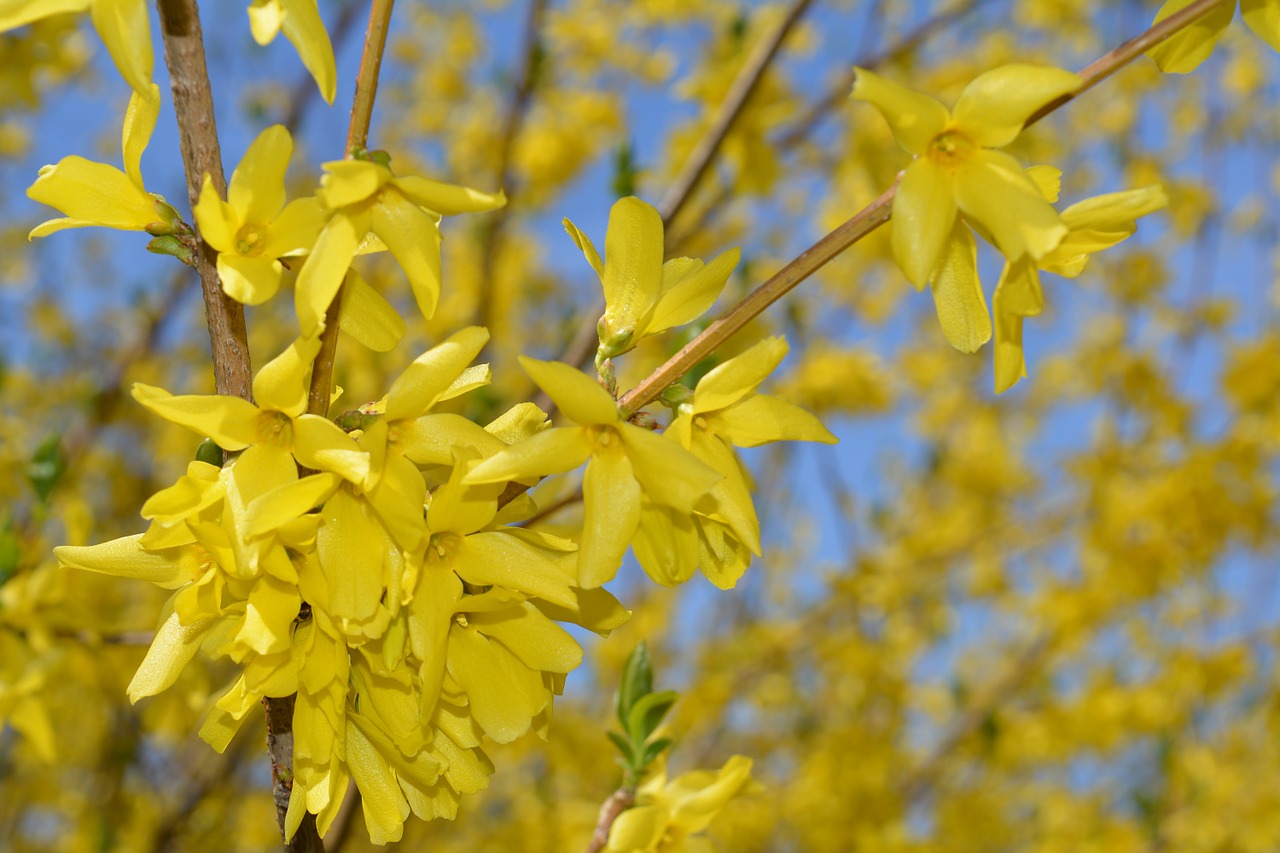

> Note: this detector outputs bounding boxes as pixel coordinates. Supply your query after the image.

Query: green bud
[26,433,65,503]
[195,438,224,467]
[147,234,197,267]
[144,195,185,237]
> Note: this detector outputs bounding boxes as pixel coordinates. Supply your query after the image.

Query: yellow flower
[0,0,152,96]
[605,755,761,852]
[26,84,171,237]
[993,181,1168,393]
[295,159,505,337]
[662,336,836,589]
[851,65,1080,348]
[465,357,720,588]
[247,0,336,103]
[130,336,369,484]
[193,124,325,305]
[1148,0,1280,73]
[563,196,739,362]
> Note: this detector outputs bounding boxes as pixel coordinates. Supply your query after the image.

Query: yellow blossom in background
[295,158,505,337]
[193,124,325,306]
[564,195,740,362]
[851,64,1080,352]
[247,0,337,103]
[1148,0,1280,73]
[26,83,169,237]
[465,357,720,588]
[605,755,762,853]
[0,0,152,96]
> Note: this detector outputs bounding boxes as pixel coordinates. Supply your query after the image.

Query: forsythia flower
[465,358,721,588]
[26,84,173,238]
[993,174,1168,393]
[664,337,837,588]
[295,159,505,337]
[605,755,762,853]
[851,65,1081,351]
[1148,0,1280,73]
[130,336,370,484]
[247,0,337,103]
[0,0,152,96]
[563,196,740,362]
[193,125,325,306]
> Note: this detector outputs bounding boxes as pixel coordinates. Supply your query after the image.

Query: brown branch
[657,0,815,227]
[156,0,251,402]
[616,0,1231,415]
[585,786,636,853]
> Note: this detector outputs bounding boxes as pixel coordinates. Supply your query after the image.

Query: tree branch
[584,785,636,853]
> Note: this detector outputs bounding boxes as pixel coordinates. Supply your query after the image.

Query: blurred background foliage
[1,0,1279,850]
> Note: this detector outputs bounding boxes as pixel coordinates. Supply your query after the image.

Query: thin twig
[617,0,1231,415]
[473,0,547,331]
[585,786,636,853]
[537,0,814,411]
[156,0,251,402]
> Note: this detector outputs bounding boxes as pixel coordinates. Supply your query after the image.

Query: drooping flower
[0,0,153,96]
[295,159,505,337]
[465,357,720,588]
[26,84,174,238]
[663,337,836,588]
[247,0,337,103]
[851,65,1081,351]
[1148,0,1280,74]
[605,755,762,853]
[563,196,739,363]
[193,125,325,306]
[993,180,1168,392]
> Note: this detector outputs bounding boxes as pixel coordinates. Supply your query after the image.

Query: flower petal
[455,533,578,608]
[578,450,641,588]
[253,335,320,416]
[219,252,284,305]
[563,216,604,277]
[279,0,337,104]
[194,173,239,254]
[714,394,838,448]
[929,222,991,353]
[693,336,788,413]
[1242,0,1280,52]
[892,157,956,288]
[131,383,260,449]
[121,83,160,189]
[1147,0,1235,74]
[127,594,215,702]
[383,326,490,421]
[993,263,1030,395]
[295,210,361,336]
[619,423,720,513]
[394,174,506,215]
[338,268,406,352]
[54,534,189,588]
[372,190,443,320]
[850,67,950,155]
[228,124,291,225]
[954,149,1066,261]
[262,195,326,256]
[293,416,370,482]
[464,425,589,484]
[90,0,153,97]
[952,64,1081,147]
[602,196,664,337]
[27,157,156,236]
[646,246,739,335]
[518,356,619,426]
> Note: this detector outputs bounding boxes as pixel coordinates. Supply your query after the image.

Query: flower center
[235,223,267,256]
[586,425,617,452]
[927,129,977,168]
[255,411,294,448]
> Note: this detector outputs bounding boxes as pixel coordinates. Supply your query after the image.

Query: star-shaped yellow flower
[194,124,325,305]
[1149,0,1280,73]
[295,159,505,337]
[247,0,337,103]
[26,84,173,238]
[465,357,720,588]
[851,64,1081,288]
[1,0,152,96]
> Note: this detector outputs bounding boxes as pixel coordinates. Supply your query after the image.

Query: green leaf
[640,736,672,769]
[606,730,635,765]
[627,689,677,744]
[616,640,655,728]
[26,433,65,503]
[195,437,224,467]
